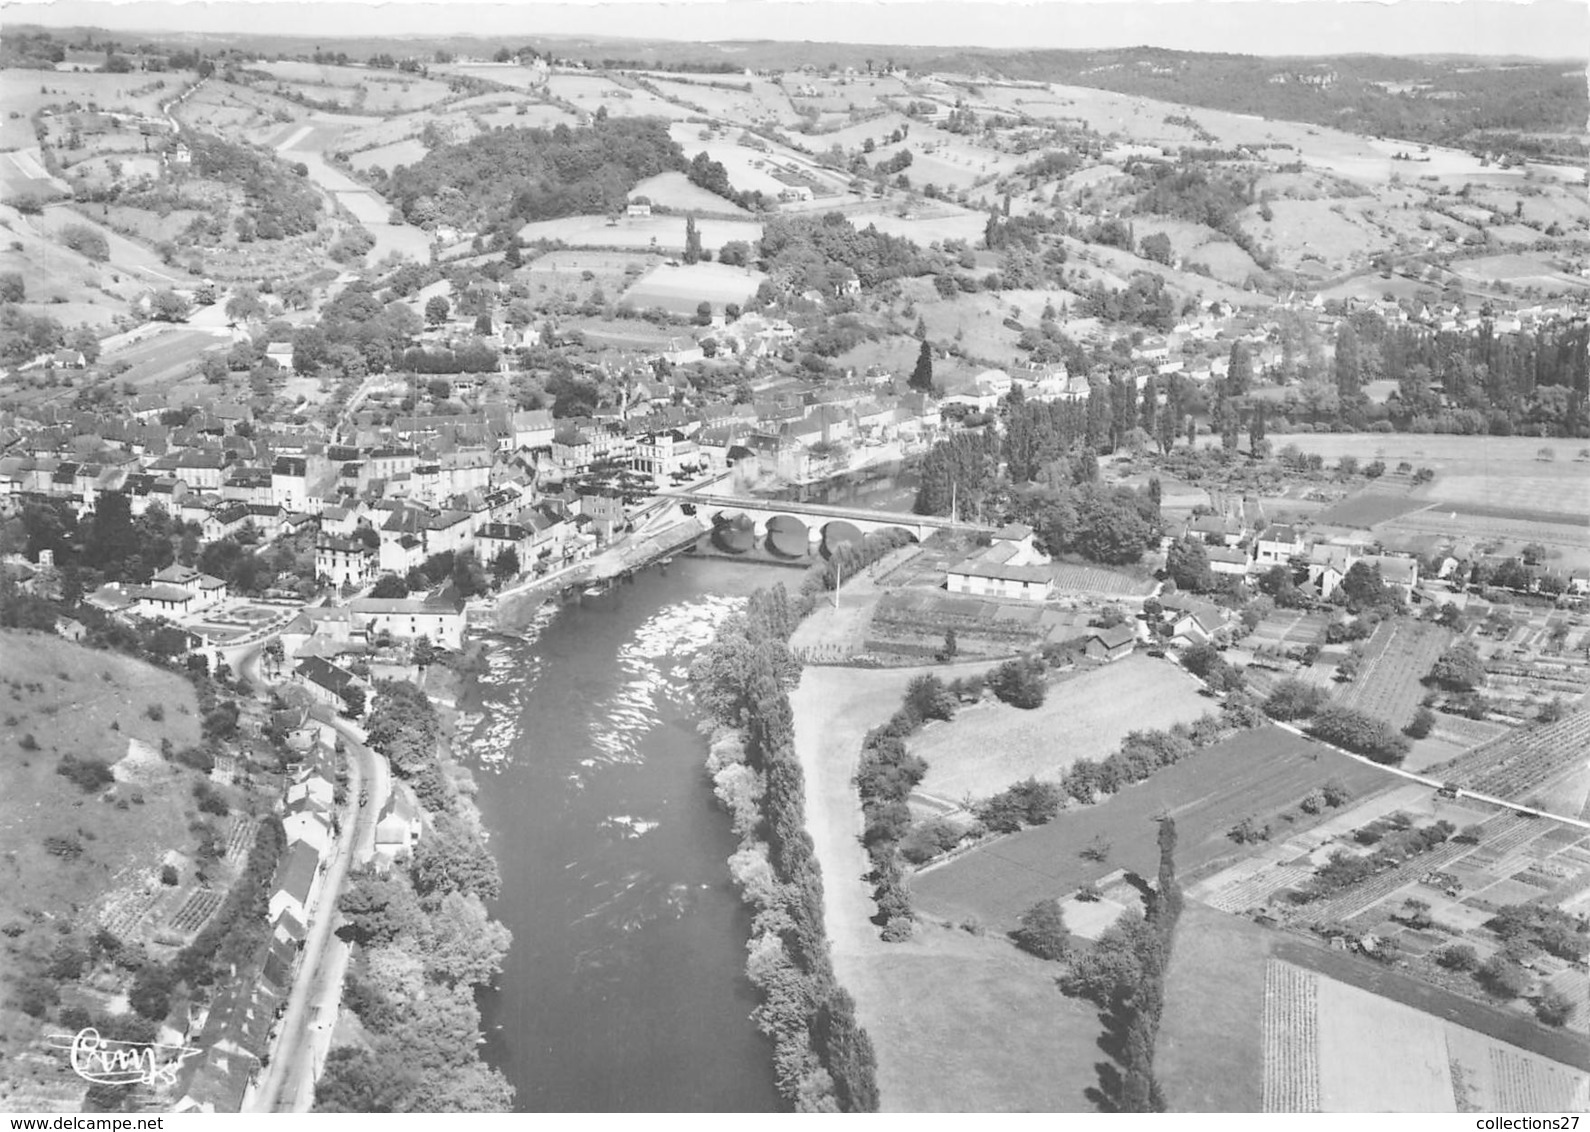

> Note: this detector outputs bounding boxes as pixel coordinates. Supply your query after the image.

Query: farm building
[1084,623,1138,662]
[945,524,1054,602]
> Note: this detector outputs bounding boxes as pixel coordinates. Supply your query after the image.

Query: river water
[465,558,780,1112]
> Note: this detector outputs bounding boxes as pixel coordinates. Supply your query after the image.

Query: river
[465,558,781,1112]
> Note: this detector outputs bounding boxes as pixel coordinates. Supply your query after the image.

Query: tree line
[691,584,880,1111]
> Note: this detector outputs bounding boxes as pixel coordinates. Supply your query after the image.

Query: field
[1157,902,1273,1111]
[1263,958,1590,1111]
[619,260,766,316]
[629,170,751,215]
[1,70,175,149]
[1433,709,1590,812]
[0,631,200,1012]
[1312,490,1433,528]
[914,725,1395,927]
[251,60,453,113]
[1275,434,1590,523]
[1333,619,1453,731]
[519,213,762,254]
[912,655,1211,802]
[790,662,1116,1110]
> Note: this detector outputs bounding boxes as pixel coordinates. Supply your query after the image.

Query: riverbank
[312,666,516,1112]
[788,662,1103,1111]
[491,513,708,626]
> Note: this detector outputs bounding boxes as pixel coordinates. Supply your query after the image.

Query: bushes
[898,818,963,865]
[989,656,1047,709]
[43,833,84,859]
[1013,899,1070,960]
[975,777,1061,833]
[59,223,110,261]
[57,753,114,792]
[1404,706,1436,739]
[1306,704,1411,764]
[1263,677,1328,721]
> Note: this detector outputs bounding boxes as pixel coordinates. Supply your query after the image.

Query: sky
[3,0,1587,58]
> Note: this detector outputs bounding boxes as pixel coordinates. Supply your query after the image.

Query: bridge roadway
[656,490,994,534]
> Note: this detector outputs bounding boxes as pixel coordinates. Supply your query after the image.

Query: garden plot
[911,655,1209,803]
[1334,619,1453,730]
[620,261,766,316]
[1273,964,1590,1112]
[914,726,1394,928]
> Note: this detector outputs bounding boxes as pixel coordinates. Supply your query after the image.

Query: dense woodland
[376,118,685,233]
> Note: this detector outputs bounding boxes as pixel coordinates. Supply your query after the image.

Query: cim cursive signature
[45,1028,203,1087]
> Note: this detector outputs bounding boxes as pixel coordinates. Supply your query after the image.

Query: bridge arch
[711,512,756,554]
[819,520,864,557]
[765,514,811,558]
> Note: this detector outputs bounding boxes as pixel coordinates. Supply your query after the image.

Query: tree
[488,545,519,586]
[1165,537,1212,592]
[150,289,191,323]
[683,214,703,264]
[370,574,409,599]
[1263,677,1327,721]
[904,339,934,393]
[341,684,367,718]
[1404,706,1436,739]
[1333,321,1362,399]
[1428,641,1484,692]
[990,657,1046,709]
[1307,704,1410,764]
[424,295,450,327]
[1138,232,1173,266]
[421,891,513,986]
[694,300,712,326]
[1227,341,1252,397]
[1013,899,1070,960]
[1536,990,1576,1027]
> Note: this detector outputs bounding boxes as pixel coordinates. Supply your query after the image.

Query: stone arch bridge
[657,491,992,557]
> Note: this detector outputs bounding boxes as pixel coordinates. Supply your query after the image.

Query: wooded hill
[376,118,685,233]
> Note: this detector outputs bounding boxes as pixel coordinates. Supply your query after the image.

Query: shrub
[192,781,229,817]
[18,733,38,751]
[57,753,115,793]
[145,703,165,722]
[160,864,179,886]
[1306,705,1410,764]
[898,818,963,864]
[1436,943,1479,971]
[1404,706,1436,739]
[44,833,84,859]
[1013,899,1070,960]
[1535,991,1575,1027]
[990,657,1047,709]
[1477,955,1530,999]
[1263,677,1328,720]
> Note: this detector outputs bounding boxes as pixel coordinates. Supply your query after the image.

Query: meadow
[0,631,200,1007]
[619,261,765,315]
[912,655,1210,802]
